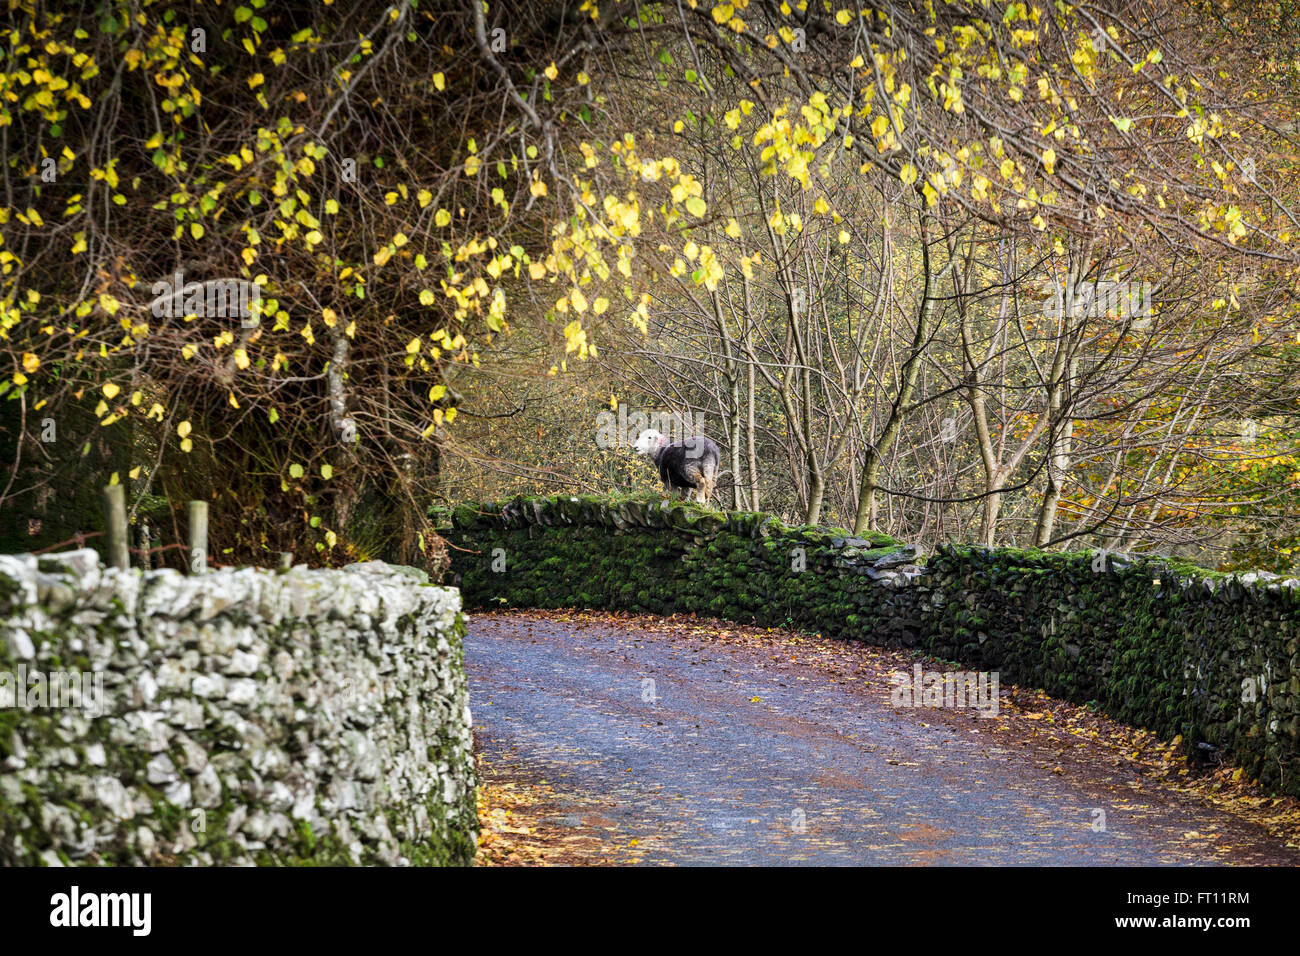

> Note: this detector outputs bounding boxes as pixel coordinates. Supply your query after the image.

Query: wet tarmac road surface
[466,612,1300,866]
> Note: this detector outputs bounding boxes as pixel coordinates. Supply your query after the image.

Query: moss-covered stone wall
[437,494,1300,797]
[0,551,477,866]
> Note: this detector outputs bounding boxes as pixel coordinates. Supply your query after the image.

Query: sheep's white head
[633,429,665,455]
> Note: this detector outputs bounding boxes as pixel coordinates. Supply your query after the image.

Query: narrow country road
[466,611,1300,865]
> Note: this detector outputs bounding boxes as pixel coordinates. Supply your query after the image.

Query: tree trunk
[853,210,943,535]
[805,458,825,525]
[327,323,359,537]
[1033,413,1074,546]
[745,339,760,511]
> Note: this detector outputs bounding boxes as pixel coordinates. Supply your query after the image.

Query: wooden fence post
[187,500,208,575]
[101,485,129,571]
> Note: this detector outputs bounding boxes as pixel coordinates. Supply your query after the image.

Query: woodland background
[2,0,1299,574]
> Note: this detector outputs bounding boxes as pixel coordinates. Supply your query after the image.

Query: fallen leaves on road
[473,607,1300,858]
[992,682,1300,850]
[474,761,646,866]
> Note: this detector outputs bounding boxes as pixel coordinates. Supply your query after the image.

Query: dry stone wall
[0,550,477,866]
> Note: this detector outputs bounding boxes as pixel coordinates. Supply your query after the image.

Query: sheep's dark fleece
[634,430,720,503]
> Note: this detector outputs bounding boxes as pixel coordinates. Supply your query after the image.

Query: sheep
[633,429,720,504]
